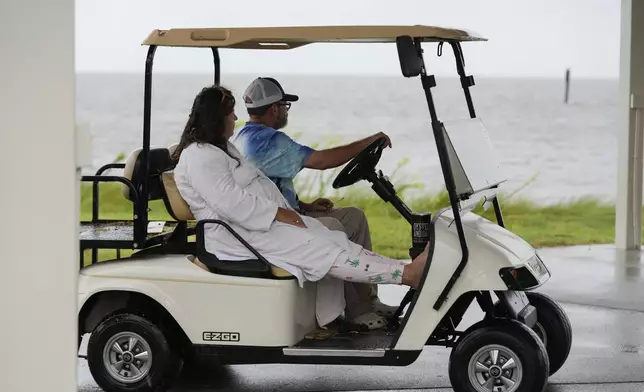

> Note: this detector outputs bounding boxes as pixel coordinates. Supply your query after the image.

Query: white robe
[173,141,364,326]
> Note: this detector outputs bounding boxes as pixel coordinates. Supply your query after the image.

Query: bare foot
[402,242,430,288]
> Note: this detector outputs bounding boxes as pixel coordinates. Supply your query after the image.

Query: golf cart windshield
[442,118,506,211]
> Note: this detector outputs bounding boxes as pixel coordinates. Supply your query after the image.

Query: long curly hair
[171,85,237,163]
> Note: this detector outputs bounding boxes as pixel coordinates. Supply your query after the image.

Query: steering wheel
[332,137,388,189]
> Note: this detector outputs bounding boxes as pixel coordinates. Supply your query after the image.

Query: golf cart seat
[121,146,175,202]
[159,165,294,280]
[160,171,195,221]
[168,142,179,157]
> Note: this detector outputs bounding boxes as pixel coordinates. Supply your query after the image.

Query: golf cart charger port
[77,25,572,392]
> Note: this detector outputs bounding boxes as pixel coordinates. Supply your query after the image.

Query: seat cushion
[122,147,174,201]
[196,252,272,279]
[161,172,195,221]
[271,266,294,278]
[121,148,142,200]
[193,257,209,271]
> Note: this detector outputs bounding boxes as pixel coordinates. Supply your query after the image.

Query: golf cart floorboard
[294,329,396,350]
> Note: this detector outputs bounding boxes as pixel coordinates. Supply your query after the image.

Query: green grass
[81,182,625,260]
[345,194,617,258]
[321,189,618,259]
[87,131,629,261]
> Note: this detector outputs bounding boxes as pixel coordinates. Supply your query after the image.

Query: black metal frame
[408,38,506,311]
[134,46,222,244]
[80,174,138,267]
[386,38,510,345]
[79,46,222,267]
[196,220,269,265]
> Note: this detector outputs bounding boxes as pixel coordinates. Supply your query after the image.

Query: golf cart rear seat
[150,145,294,280]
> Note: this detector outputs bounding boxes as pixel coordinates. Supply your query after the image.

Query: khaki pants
[303,206,378,319]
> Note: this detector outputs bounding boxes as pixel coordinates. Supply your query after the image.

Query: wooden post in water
[564,68,571,104]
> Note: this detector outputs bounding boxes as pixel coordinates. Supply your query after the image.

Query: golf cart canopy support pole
[137,45,219,247]
[137,45,157,246]
[414,38,469,310]
[212,47,221,84]
[449,41,476,119]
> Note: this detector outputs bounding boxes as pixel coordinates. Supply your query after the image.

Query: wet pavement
[78,245,644,391]
[534,245,644,312]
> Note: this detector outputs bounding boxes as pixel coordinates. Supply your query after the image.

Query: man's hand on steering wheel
[332,133,392,189]
[371,131,392,149]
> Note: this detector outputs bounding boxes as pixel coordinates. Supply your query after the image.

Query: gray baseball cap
[243,77,299,108]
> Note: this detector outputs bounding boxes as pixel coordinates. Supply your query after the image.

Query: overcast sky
[75,0,621,78]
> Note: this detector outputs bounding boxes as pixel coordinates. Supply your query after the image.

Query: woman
[172,85,429,328]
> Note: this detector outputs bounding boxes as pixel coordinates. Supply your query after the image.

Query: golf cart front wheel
[87,313,182,392]
[525,291,572,376]
[448,321,549,392]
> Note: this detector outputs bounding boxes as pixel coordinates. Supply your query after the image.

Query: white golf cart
[78,25,572,392]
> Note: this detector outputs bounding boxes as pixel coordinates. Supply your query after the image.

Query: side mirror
[396,36,422,77]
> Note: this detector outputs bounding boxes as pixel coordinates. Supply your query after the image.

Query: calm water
[76,73,619,204]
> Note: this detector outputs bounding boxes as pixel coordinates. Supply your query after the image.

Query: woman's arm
[188,147,279,231]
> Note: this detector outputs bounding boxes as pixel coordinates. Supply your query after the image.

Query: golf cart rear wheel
[525,292,572,376]
[87,313,182,392]
[448,321,549,392]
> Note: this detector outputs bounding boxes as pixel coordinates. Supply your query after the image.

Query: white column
[0,0,78,391]
[616,0,644,250]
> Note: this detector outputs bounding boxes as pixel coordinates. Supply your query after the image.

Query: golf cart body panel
[457,212,538,261]
[78,205,549,352]
[142,25,486,49]
[394,211,549,350]
[79,256,318,347]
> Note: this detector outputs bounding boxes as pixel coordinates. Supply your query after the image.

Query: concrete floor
[77,244,644,391]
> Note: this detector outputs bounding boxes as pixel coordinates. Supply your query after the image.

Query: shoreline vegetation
[80,133,626,262]
[81,177,621,262]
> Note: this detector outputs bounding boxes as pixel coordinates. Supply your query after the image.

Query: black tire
[526,291,572,376]
[87,313,183,392]
[449,320,549,392]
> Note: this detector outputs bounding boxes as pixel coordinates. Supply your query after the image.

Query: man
[234,77,396,330]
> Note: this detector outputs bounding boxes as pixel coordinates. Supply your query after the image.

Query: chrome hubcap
[468,344,523,392]
[102,332,152,384]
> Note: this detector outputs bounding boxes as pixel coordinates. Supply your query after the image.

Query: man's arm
[304,132,391,170]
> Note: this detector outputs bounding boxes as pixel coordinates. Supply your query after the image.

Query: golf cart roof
[141,25,486,49]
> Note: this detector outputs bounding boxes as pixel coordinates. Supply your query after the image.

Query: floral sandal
[372,299,399,318]
[350,312,388,330]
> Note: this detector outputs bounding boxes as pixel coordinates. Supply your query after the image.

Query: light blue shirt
[234,121,315,210]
